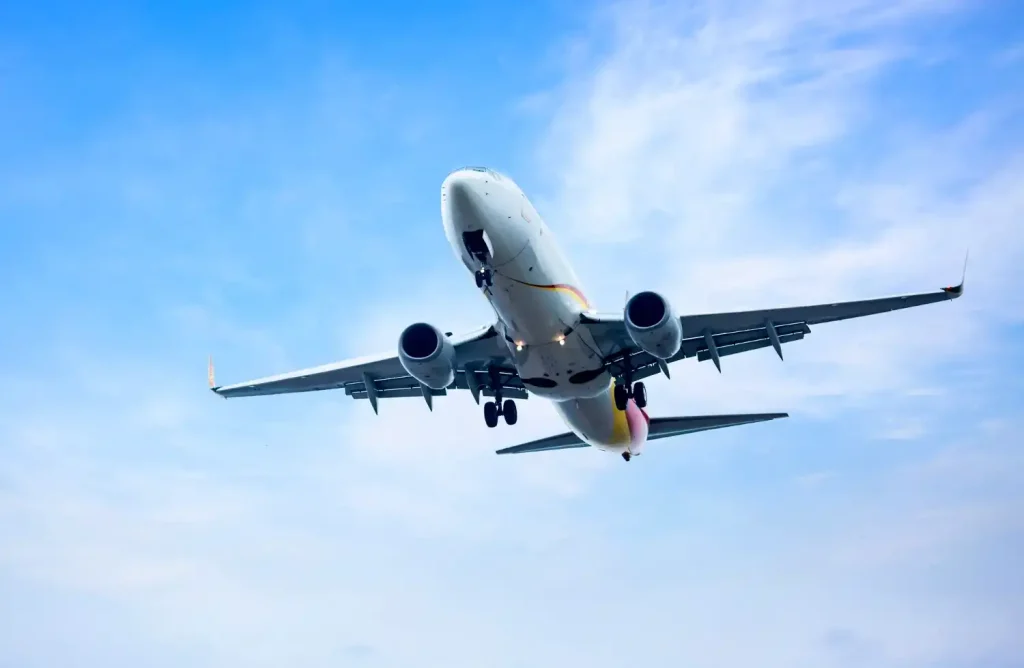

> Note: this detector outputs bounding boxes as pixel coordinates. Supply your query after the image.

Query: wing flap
[696,331,805,363]
[342,367,529,402]
[350,387,448,400]
[610,323,810,382]
[684,321,809,353]
[348,386,528,400]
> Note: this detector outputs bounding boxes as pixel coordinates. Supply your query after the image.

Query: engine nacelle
[624,291,683,359]
[398,322,457,390]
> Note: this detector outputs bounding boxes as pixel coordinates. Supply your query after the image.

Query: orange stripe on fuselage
[511,279,591,310]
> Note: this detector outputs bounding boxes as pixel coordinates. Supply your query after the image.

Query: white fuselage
[440,167,649,455]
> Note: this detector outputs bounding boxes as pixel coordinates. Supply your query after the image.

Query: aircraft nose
[443,170,488,230]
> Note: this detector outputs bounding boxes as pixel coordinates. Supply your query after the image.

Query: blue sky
[1,1,1023,666]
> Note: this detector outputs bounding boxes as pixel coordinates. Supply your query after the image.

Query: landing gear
[474,268,493,288]
[614,383,629,411]
[614,381,648,410]
[484,400,499,428]
[482,365,516,427]
[622,452,632,462]
[633,381,647,408]
[483,398,517,427]
[503,399,518,425]
[613,353,648,411]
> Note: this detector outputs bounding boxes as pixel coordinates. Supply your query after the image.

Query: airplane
[209,166,966,462]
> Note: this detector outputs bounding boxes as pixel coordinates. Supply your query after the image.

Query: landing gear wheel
[475,268,493,288]
[622,452,632,462]
[632,382,648,409]
[502,399,518,426]
[484,401,499,428]
[613,383,629,411]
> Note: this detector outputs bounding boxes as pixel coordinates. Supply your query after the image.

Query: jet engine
[398,322,457,390]
[624,291,683,359]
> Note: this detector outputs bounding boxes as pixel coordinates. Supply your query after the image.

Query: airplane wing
[581,271,965,380]
[210,324,522,411]
[495,412,788,455]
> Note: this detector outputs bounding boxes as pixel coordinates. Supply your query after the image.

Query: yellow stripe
[550,285,591,310]
[608,381,632,445]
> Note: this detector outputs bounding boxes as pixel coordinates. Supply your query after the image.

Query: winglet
[208,356,223,396]
[942,249,968,297]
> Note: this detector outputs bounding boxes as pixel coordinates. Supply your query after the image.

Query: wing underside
[583,277,964,381]
[210,325,520,408]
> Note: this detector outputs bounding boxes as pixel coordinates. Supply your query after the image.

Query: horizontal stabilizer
[647,412,788,440]
[495,412,788,455]
[495,432,588,455]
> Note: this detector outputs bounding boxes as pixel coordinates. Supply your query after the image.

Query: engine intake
[624,291,682,359]
[398,322,456,389]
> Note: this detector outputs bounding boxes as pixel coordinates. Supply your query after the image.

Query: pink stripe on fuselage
[624,400,650,446]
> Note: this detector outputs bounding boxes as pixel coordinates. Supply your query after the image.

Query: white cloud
[531,0,1023,424]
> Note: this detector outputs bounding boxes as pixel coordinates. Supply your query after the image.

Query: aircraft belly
[555,389,648,452]
[508,337,610,400]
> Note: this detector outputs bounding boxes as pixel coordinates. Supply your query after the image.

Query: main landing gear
[614,381,647,411]
[482,365,517,428]
[622,452,632,462]
[484,398,518,428]
[613,351,649,411]
[613,353,648,411]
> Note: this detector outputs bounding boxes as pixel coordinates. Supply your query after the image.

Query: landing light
[515,341,524,351]
[557,335,566,346]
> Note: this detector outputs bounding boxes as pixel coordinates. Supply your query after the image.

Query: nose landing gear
[474,267,493,288]
[463,231,494,289]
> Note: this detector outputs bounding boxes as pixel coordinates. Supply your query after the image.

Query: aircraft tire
[484,401,499,428]
[613,384,629,411]
[503,399,518,425]
[633,382,647,408]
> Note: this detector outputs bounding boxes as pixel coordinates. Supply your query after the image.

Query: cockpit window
[463,166,505,180]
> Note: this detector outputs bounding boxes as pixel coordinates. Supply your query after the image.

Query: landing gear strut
[613,354,648,411]
[483,365,516,427]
